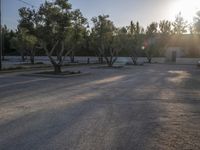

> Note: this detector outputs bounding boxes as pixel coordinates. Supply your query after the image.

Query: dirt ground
[0,64,200,150]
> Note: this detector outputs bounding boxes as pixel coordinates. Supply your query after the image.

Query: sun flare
[170,0,200,22]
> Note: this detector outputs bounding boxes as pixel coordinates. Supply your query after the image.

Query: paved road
[0,64,200,150]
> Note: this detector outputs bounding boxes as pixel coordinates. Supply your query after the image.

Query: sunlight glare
[170,0,200,23]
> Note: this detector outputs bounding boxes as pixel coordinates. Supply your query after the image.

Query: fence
[2,56,200,68]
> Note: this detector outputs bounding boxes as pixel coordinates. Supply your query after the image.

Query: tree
[159,20,172,35]
[10,28,27,62]
[91,15,120,67]
[70,9,87,63]
[18,7,38,64]
[23,30,38,64]
[159,20,172,56]
[82,24,91,55]
[145,22,158,63]
[115,27,129,56]
[91,15,110,64]
[173,12,188,35]
[194,11,200,34]
[193,10,200,57]
[1,25,12,60]
[127,21,144,65]
[10,28,38,63]
[90,27,105,63]
[36,0,73,73]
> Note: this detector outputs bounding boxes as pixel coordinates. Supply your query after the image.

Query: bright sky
[2,0,200,29]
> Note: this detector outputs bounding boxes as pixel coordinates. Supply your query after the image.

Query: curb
[21,72,91,78]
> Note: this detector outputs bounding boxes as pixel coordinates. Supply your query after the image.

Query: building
[165,34,200,63]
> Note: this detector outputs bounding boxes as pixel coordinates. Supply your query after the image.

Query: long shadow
[0,69,129,104]
[0,67,164,150]
[148,65,200,150]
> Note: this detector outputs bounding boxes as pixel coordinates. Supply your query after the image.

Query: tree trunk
[108,63,113,67]
[70,56,75,63]
[110,56,113,66]
[148,57,152,63]
[131,56,138,65]
[87,58,90,64]
[54,64,62,74]
[21,53,25,62]
[30,55,34,64]
[70,51,75,63]
[98,56,103,64]
[2,48,5,61]
[107,58,114,67]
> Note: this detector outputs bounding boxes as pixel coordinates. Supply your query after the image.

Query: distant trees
[159,20,172,55]
[145,22,158,63]
[194,11,200,34]
[193,11,200,57]
[159,20,172,35]
[116,27,129,57]
[10,29,27,62]
[127,21,144,65]
[10,7,39,63]
[17,7,38,64]
[12,29,37,64]
[2,1,200,70]
[173,13,188,35]
[91,15,120,67]
[1,25,15,60]
[70,9,88,63]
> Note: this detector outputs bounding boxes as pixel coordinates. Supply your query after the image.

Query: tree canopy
[1,0,200,71]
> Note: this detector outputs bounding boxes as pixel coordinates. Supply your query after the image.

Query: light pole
[0,0,2,70]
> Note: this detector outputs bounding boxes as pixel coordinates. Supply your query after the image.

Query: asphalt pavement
[0,64,200,150]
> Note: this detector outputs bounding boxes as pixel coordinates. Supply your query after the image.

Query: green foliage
[91,15,116,44]
[17,6,39,63]
[146,22,158,37]
[36,0,75,72]
[91,15,120,66]
[10,36,20,51]
[159,20,172,56]
[194,11,200,34]
[125,21,145,64]
[1,25,16,55]
[159,20,172,35]
[71,9,87,43]
[70,9,88,62]
[10,28,37,51]
[173,13,188,35]
[18,7,36,34]
[91,15,116,50]
[37,0,72,42]
[3,3,200,62]
[10,30,26,59]
[144,22,159,63]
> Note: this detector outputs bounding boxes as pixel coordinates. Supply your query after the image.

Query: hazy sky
[2,0,200,29]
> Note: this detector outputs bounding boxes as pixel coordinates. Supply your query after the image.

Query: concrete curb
[21,72,91,78]
[0,64,98,74]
